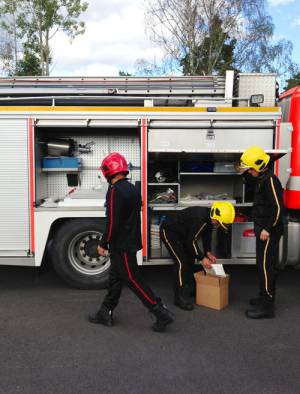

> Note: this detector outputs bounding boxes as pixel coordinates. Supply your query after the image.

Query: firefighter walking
[88,152,174,332]
[160,202,235,310]
[239,146,284,319]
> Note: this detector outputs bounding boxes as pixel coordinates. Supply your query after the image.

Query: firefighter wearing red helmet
[88,152,174,332]
[100,152,129,180]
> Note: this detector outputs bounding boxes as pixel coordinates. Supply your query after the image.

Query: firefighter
[88,152,174,332]
[160,202,235,310]
[239,146,284,319]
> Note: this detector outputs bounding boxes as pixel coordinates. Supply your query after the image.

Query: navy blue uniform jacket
[99,178,142,252]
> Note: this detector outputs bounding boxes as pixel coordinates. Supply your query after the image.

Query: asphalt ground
[0,263,300,394]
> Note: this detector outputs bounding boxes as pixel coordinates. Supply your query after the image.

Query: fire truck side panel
[0,119,31,257]
[275,122,292,188]
[279,89,300,268]
[285,221,300,266]
[148,128,273,152]
[280,88,300,209]
[287,97,300,209]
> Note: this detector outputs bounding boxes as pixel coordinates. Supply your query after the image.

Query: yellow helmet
[239,146,270,172]
[210,201,235,230]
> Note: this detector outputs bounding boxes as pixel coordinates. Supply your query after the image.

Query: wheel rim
[68,230,110,275]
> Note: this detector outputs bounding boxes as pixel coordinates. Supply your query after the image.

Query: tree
[134,59,159,76]
[0,0,88,76]
[145,0,296,77]
[0,0,22,74]
[119,70,132,76]
[284,69,300,90]
[234,1,295,80]
[15,44,42,75]
[17,0,88,76]
[0,38,14,75]
[180,15,236,75]
[134,57,180,76]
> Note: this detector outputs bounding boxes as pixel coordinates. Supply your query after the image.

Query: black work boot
[151,302,174,332]
[249,292,276,306]
[246,299,275,319]
[249,296,263,306]
[88,305,114,326]
[174,286,194,311]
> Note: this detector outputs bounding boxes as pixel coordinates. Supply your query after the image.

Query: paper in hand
[204,264,226,277]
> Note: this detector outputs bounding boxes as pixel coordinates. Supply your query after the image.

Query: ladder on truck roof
[0,71,275,107]
[0,72,235,107]
[0,75,226,96]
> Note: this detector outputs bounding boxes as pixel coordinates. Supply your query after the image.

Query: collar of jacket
[258,168,271,182]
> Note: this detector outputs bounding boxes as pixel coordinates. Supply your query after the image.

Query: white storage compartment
[237,73,276,107]
[231,222,256,258]
[286,221,300,266]
[148,128,273,152]
[0,119,30,256]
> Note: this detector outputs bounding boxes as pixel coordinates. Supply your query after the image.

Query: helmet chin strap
[219,221,228,231]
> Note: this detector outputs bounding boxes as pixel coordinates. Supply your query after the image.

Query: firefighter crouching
[160,202,235,311]
[239,146,284,319]
[88,152,174,332]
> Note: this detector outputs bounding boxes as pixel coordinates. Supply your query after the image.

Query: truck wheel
[51,219,110,289]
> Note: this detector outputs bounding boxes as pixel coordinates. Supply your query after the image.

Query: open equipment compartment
[34,121,141,207]
[146,111,285,263]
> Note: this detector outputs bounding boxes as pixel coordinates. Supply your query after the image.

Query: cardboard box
[194,271,229,310]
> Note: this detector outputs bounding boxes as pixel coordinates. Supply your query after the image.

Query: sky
[267,0,300,63]
[51,0,163,76]
[50,0,300,76]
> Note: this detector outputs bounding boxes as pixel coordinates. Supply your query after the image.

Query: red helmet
[100,152,129,180]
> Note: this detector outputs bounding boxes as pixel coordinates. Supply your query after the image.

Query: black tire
[51,218,110,289]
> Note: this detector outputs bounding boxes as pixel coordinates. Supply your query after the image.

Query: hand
[260,229,270,241]
[206,251,217,264]
[202,257,212,269]
[234,161,246,174]
[97,246,108,256]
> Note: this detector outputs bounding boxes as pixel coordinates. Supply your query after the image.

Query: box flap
[194,271,229,286]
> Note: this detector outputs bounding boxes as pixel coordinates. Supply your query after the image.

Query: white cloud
[51,0,163,76]
[268,0,295,6]
[294,17,300,26]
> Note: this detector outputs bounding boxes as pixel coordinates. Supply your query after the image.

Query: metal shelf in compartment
[180,172,240,176]
[148,183,179,186]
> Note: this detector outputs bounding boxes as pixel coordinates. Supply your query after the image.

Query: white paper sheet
[204,264,226,277]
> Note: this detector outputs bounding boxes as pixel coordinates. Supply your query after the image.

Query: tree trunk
[45,29,49,75]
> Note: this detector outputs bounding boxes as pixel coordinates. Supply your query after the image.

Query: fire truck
[0,71,299,288]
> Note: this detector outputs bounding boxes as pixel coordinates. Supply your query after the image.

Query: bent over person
[160,202,235,310]
[88,152,174,332]
[239,146,284,319]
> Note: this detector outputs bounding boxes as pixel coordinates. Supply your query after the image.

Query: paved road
[0,263,300,394]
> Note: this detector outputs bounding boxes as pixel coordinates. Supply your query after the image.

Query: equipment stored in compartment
[42,156,82,172]
[42,138,94,156]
